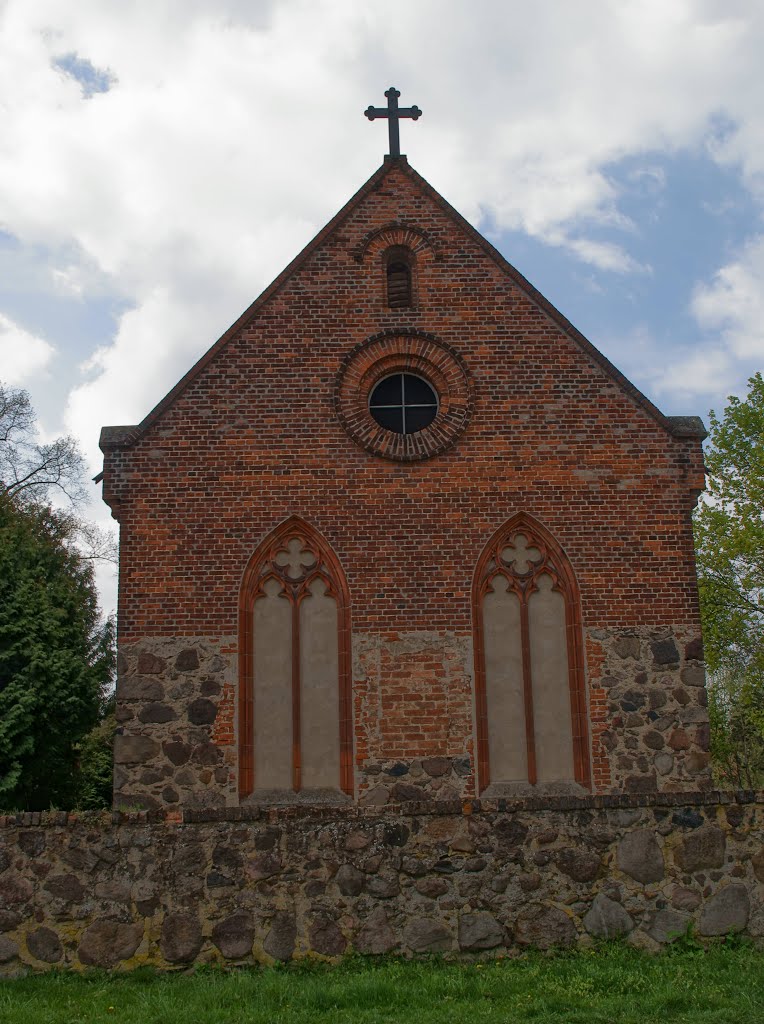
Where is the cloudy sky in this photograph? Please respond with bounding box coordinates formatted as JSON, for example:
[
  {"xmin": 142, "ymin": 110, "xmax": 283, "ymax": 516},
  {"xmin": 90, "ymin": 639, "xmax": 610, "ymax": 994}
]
[{"xmin": 1, "ymin": 0, "xmax": 763, "ymax": 614}]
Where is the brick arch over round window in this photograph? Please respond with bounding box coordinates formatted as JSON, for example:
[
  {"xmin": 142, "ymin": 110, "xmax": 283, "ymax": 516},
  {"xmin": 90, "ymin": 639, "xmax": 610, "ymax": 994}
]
[
  {"xmin": 472, "ymin": 513, "xmax": 590, "ymax": 793},
  {"xmin": 238, "ymin": 516, "xmax": 353, "ymax": 798}
]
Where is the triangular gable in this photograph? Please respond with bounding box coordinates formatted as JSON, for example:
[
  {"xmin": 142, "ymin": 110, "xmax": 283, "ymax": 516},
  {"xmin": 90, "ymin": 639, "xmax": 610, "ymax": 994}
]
[
  {"xmin": 100, "ymin": 157, "xmax": 704, "ymax": 454},
  {"xmin": 401, "ymin": 162, "xmax": 704, "ymax": 440}
]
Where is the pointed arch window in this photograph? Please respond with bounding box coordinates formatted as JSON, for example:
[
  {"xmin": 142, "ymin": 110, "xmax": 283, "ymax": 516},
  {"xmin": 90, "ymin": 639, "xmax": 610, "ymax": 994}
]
[
  {"xmin": 473, "ymin": 514, "xmax": 590, "ymax": 792},
  {"xmin": 238, "ymin": 518, "xmax": 352, "ymax": 798}
]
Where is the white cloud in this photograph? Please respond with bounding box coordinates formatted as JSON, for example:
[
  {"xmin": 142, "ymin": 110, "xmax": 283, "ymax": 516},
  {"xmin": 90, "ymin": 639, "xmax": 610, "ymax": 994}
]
[
  {"xmin": 600, "ymin": 234, "xmax": 764, "ymax": 408},
  {"xmin": 652, "ymin": 347, "xmax": 739, "ymax": 404},
  {"xmin": 626, "ymin": 165, "xmax": 667, "ymax": 195},
  {"xmin": 597, "ymin": 324, "xmax": 740, "ymax": 409},
  {"xmin": 1, "ymin": 0, "xmax": 764, "ymax": 616},
  {"xmin": 691, "ymin": 235, "xmax": 764, "ymax": 360},
  {"xmin": 638, "ymin": 233, "xmax": 764, "ymax": 408},
  {"xmin": 563, "ymin": 238, "xmax": 650, "ymax": 275},
  {"xmin": 0, "ymin": 313, "xmax": 56, "ymax": 385}
]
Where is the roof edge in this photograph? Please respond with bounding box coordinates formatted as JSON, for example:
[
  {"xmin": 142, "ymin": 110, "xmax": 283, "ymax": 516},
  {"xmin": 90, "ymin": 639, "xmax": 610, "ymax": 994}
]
[
  {"xmin": 100, "ymin": 425, "xmax": 142, "ymax": 452},
  {"xmin": 399, "ymin": 162, "xmax": 697, "ymax": 441},
  {"xmin": 666, "ymin": 415, "xmax": 707, "ymax": 440},
  {"xmin": 100, "ymin": 156, "xmax": 705, "ymax": 451},
  {"xmin": 102, "ymin": 158, "xmax": 406, "ymax": 447}
]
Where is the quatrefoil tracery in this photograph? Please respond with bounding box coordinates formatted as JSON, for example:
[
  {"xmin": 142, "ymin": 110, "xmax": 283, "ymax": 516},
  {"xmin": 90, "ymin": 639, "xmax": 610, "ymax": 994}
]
[
  {"xmin": 254, "ymin": 533, "xmax": 337, "ymax": 603},
  {"xmin": 484, "ymin": 531, "xmax": 563, "ymax": 600}
]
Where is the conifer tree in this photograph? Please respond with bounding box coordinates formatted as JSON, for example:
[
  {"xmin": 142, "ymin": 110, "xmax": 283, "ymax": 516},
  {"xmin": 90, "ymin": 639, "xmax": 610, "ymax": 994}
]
[
  {"xmin": 0, "ymin": 497, "xmax": 115, "ymax": 808},
  {"xmin": 0, "ymin": 381, "xmax": 115, "ymax": 809}
]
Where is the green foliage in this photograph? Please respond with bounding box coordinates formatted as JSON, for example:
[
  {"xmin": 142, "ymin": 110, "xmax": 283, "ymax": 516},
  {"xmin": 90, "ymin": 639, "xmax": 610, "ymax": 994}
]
[
  {"xmin": 2, "ymin": 947, "xmax": 764, "ymax": 1023},
  {"xmin": 665, "ymin": 921, "xmax": 704, "ymax": 955},
  {"xmin": 71, "ymin": 694, "xmax": 116, "ymax": 810},
  {"xmin": 0, "ymin": 495, "xmax": 115, "ymax": 810},
  {"xmin": 694, "ymin": 373, "xmax": 764, "ymax": 787},
  {"xmin": 707, "ymin": 663, "xmax": 764, "ymax": 789}
]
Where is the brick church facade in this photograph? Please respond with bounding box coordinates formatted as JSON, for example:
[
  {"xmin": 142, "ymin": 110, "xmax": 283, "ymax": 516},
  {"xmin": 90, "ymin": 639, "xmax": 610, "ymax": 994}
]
[{"xmin": 100, "ymin": 154, "xmax": 710, "ymax": 812}]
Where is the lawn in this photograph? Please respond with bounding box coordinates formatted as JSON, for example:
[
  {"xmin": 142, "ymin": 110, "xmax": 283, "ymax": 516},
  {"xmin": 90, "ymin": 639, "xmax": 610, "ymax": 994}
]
[{"xmin": 1, "ymin": 944, "xmax": 763, "ymax": 1024}]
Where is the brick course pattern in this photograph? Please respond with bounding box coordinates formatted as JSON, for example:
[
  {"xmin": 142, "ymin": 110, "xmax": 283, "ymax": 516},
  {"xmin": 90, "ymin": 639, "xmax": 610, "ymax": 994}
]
[
  {"xmin": 1, "ymin": 793, "xmax": 764, "ymax": 972},
  {"xmin": 101, "ymin": 157, "xmax": 708, "ymax": 808}
]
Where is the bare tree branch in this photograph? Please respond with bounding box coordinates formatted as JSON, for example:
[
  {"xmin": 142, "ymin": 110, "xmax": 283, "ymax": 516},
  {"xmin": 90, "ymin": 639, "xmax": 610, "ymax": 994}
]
[
  {"xmin": 0, "ymin": 381, "xmax": 118, "ymax": 567},
  {"xmin": 0, "ymin": 383, "xmax": 87, "ymax": 507}
]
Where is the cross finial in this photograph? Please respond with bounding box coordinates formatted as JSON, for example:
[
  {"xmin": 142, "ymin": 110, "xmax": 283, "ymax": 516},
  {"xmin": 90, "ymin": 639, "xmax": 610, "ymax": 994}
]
[{"xmin": 364, "ymin": 86, "xmax": 422, "ymax": 158}]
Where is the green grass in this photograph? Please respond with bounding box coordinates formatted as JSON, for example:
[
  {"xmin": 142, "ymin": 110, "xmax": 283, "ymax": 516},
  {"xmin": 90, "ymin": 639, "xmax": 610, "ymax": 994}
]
[{"xmin": 1, "ymin": 945, "xmax": 763, "ymax": 1023}]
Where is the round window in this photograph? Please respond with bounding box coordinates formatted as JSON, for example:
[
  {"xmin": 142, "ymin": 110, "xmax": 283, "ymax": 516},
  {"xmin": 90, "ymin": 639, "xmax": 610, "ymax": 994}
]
[
  {"xmin": 335, "ymin": 331, "xmax": 473, "ymax": 461},
  {"xmin": 368, "ymin": 373, "xmax": 438, "ymax": 434}
]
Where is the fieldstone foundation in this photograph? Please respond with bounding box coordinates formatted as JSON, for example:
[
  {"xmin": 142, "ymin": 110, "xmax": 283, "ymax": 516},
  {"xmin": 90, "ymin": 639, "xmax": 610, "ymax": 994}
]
[
  {"xmin": 114, "ymin": 637, "xmax": 238, "ymax": 811},
  {"xmin": 1, "ymin": 791, "xmax": 763, "ymax": 974},
  {"xmin": 115, "ymin": 626, "xmax": 709, "ymax": 811},
  {"xmin": 587, "ymin": 627, "xmax": 710, "ymax": 792}
]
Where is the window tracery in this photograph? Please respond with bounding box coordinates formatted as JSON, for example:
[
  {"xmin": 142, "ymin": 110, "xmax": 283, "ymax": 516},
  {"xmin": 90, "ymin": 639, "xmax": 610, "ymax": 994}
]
[
  {"xmin": 238, "ymin": 518, "xmax": 352, "ymax": 798},
  {"xmin": 473, "ymin": 514, "xmax": 590, "ymax": 792}
]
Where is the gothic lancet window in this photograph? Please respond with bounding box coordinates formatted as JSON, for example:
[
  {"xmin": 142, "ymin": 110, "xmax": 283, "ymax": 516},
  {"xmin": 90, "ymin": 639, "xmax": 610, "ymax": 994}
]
[
  {"xmin": 238, "ymin": 518, "xmax": 352, "ymax": 798},
  {"xmin": 473, "ymin": 514, "xmax": 590, "ymax": 792}
]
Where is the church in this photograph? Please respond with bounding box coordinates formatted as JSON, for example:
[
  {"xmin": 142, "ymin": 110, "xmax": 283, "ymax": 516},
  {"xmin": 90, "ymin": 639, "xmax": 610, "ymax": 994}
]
[{"xmin": 100, "ymin": 90, "xmax": 710, "ymax": 812}]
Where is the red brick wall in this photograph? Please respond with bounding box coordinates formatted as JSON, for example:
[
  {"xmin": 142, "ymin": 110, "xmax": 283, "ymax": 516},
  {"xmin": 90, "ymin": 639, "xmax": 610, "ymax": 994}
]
[{"xmin": 102, "ymin": 159, "xmax": 706, "ymax": 794}]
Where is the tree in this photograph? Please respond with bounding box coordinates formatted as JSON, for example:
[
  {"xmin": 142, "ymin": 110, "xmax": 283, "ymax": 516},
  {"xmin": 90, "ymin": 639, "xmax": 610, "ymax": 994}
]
[
  {"xmin": 0, "ymin": 381, "xmax": 116, "ymax": 809},
  {"xmin": 0, "ymin": 383, "xmax": 86, "ymax": 506},
  {"xmin": 0, "ymin": 382, "xmax": 116, "ymax": 565},
  {"xmin": 0, "ymin": 496, "xmax": 115, "ymax": 809},
  {"xmin": 706, "ymin": 662, "xmax": 764, "ymax": 789},
  {"xmin": 694, "ymin": 372, "xmax": 764, "ymax": 787},
  {"xmin": 72, "ymin": 692, "xmax": 116, "ymax": 810}
]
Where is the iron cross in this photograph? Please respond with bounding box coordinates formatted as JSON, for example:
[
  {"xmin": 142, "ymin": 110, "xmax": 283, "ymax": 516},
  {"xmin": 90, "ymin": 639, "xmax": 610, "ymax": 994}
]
[{"xmin": 364, "ymin": 87, "xmax": 422, "ymax": 158}]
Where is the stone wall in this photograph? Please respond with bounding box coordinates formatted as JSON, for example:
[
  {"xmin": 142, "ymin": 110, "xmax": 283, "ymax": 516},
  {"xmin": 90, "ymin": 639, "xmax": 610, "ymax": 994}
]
[
  {"xmin": 2, "ymin": 792, "xmax": 763, "ymax": 974},
  {"xmin": 114, "ymin": 637, "xmax": 238, "ymax": 811},
  {"xmin": 587, "ymin": 627, "xmax": 710, "ymax": 793}
]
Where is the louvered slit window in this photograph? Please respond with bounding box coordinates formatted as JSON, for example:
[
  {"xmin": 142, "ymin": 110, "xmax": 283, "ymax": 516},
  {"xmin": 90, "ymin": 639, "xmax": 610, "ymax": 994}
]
[
  {"xmin": 382, "ymin": 245, "xmax": 415, "ymax": 310},
  {"xmin": 386, "ymin": 259, "xmax": 412, "ymax": 308}
]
